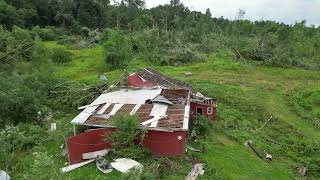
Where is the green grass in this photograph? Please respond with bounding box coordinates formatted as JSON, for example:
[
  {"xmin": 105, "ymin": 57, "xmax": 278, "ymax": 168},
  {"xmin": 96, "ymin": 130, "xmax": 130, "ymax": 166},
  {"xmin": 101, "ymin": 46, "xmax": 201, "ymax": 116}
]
[{"xmin": 11, "ymin": 42, "xmax": 320, "ymax": 179}]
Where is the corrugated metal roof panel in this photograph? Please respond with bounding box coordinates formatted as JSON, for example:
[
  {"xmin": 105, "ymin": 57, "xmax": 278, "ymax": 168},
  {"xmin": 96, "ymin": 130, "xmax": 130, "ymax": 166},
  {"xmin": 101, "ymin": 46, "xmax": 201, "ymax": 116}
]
[
  {"xmin": 71, "ymin": 88, "xmax": 190, "ymax": 131},
  {"xmin": 152, "ymin": 95, "xmax": 173, "ymax": 105}
]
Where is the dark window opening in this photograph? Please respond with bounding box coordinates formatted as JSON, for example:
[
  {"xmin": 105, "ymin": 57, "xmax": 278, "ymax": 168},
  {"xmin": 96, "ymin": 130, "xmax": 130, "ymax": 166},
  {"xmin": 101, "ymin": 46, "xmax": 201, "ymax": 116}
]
[{"xmin": 196, "ymin": 107, "xmax": 203, "ymax": 116}]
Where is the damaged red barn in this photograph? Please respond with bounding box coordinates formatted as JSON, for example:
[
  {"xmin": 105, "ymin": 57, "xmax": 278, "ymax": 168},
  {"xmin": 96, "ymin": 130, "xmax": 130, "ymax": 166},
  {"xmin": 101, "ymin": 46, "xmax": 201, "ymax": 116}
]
[
  {"xmin": 67, "ymin": 68, "xmax": 217, "ymax": 165},
  {"xmin": 128, "ymin": 68, "xmax": 217, "ymax": 120}
]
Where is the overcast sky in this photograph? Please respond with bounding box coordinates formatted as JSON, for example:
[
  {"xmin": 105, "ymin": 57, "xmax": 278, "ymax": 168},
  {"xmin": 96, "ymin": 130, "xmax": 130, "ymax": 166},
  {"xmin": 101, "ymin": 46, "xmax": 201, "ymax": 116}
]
[{"xmin": 145, "ymin": 0, "xmax": 320, "ymax": 26}]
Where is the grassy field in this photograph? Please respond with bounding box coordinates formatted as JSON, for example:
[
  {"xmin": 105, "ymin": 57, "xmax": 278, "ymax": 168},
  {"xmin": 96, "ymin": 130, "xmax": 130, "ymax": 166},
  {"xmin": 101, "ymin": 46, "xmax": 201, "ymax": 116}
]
[{"xmin": 11, "ymin": 42, "xmax": 320, "ymax": 179}]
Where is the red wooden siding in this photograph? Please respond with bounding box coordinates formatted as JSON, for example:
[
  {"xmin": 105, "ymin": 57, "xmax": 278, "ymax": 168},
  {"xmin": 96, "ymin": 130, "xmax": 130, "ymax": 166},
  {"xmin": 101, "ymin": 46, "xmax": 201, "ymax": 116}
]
[
  {"xmin": 66, "ymin": 128, "xmax": 115, "ymax": 164},
  {"xmin": 143, "ymin": 130, "xmax": 187, "ymax": 156},
  {"xmin": 190, "ymin": 102, "xmax": 217, "ymax": 121},
  {"xmin": 66, "ymin": 128, "xmax": 187, "ymax": 164}
]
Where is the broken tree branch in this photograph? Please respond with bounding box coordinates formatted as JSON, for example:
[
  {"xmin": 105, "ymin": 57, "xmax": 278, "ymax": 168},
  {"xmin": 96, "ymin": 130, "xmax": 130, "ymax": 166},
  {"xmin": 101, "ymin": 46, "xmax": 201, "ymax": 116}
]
[{"xmin": 255, "ymin": 115, "xmax": 273, "ymax": 132}]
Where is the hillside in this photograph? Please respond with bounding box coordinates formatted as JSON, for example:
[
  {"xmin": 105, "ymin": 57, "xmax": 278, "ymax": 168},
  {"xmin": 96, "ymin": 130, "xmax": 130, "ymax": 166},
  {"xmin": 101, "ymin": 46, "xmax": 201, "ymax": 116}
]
[
  {"xmin": 6, "ymin": 42, "xmax": 319, "ymax": 179},
  {"xmin": 1, "ymin": 0, "xmax": 320, "ymax": 179}
]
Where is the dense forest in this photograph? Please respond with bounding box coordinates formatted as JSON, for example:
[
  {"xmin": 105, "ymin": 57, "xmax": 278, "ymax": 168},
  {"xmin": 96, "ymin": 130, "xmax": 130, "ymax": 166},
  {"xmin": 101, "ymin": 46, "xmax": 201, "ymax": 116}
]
[{"xmin": 1, "ymin": 0, "xmax": 320, "ymax": 179}]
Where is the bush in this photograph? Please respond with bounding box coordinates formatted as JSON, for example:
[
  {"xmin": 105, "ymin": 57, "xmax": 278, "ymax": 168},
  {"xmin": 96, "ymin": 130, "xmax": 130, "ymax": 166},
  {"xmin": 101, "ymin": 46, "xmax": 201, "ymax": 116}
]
[
  {"xmin": 0, "ymin": 71, "xmax": 56, "ymax": 126},
  {"xmin": 23, "ymin": 151, "xmax": 61, "ymax": 180},
  {"xmin": 189, "ymin": 116, "xmax": 214, "ymax": 140},
  {"xmin": 32, "ymin": 26, "xmax": 56, "ymax": 41},
  {"xmin": 106, "ymin": 114, "xmax": 149, "ymax": 159},
  {"xmin": 57, "ymin": 35, "xmax": 80, "ymax": 46},
  {"xmin": 0, "ymin": 124, "xmax": 48, "ymax": 170},
  {"xmin": 289, "ymin": 89, "xmax": 320, "ymax": 127},
  {"xmin": 57, "ymin": 34, "xmax": 98, "ymax": 49},
  {"xmin": 51, "ymin": 48, "xmax": 73, "ymax": 63},
  {"xmin": 108, "ymin": 114, "xmax": 145, "ymax": 147},
  {"xmin": 165, "ymin": 47, "xmax": 207, "ymax": 66}
]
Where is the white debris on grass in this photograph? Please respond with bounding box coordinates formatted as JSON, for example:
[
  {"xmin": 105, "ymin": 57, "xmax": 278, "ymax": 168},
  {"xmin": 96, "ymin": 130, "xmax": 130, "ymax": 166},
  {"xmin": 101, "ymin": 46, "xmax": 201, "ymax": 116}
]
[
  {"xmin": 110, "ymin": 158, "xmax": 143, "ymax": 173},
  {"xmin": 0, "ymin": 170, "xmax": 10, "ymax": 180},
  {"xmin": 82, "ymin": 149, "xmax": 111, "ymax": 160},
  {"xmin": 60, "ymin": 159, "xmax": 95, "ymax": 173}
]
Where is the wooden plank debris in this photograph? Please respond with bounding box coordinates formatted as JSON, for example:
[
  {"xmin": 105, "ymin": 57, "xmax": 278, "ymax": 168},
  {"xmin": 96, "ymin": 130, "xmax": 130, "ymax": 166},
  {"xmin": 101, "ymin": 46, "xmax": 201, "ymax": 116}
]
[
  {"xmin": 186, "ymin": 145, "xmax": 201, "ymax": 152},
  {"xmin": 244, "ymin": 140, "xmax": 264, "ymax": 159},
  {"xmin": 60, "ymin": 159, "xmax": 95, "ymax": 173},
  {"xmin": 185, "ymin": 163, "xmax": 204, "ymax": 180},
  {"xmin": 82, "ymin": 149, "xmax": 111, "ymax": 160}
]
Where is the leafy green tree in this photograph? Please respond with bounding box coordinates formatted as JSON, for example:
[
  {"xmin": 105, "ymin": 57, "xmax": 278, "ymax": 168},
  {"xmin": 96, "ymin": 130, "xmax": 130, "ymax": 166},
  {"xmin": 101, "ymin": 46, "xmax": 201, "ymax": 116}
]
[{"xmin": 103, "ymin": 30, "xmax": 132, "ymax": 69}]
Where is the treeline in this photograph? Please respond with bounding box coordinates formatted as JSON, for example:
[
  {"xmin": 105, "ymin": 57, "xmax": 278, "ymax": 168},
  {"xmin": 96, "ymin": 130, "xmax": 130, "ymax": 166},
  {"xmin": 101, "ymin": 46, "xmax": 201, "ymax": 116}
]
[
  {"xmin": 1, "ymin": 0, "xmax": 320, "ymax": 69},
  {"xmin": 1, "ymin": 0, "xmax": 320, "ymax": 126}
]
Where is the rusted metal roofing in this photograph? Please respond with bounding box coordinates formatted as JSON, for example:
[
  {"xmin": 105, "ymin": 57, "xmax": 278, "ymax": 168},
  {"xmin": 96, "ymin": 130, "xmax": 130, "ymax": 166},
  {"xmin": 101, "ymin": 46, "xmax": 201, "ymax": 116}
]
[
  {"xmin": 71, "ymin": 87, "xmax": 191, "ymax": 131},
  {"xmin": 134, "ymin": 68, "xmax": 192, "ymax": 90}
]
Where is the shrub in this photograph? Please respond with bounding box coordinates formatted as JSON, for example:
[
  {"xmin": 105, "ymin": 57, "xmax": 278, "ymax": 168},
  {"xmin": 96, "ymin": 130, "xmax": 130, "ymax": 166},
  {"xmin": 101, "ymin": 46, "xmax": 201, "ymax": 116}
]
[
  {"xmin": 106, "ymin": 114, "xmax": 149, "ymax": 159},
  {"xmin": 0, "ymin": 124, "xmax": 48, "ymax": 170},
  {"xmin": 23, "ymin": 151, "xmax": 60, "ymax": 180},
  {"xmin": 189, "ymin": 116, "xmax": 214, "ymax": 140},
  {"xmin": 57, "ymin": 35, "xmax": 80, "ymax": 46},
  {"xmin": 108, "ymin": 114, "xmax": 145, "ymax": 147},
  {"xmin": 51, "ymin": 48, "xmax": 73, "ymax": 63},
  {"xmin": 32, "ymin": 26, "xmax": 56, "ymax": 41}
]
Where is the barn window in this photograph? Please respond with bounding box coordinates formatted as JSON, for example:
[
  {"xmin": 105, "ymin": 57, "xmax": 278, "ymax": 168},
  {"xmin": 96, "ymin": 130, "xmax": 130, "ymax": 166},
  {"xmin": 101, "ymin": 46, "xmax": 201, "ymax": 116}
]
[{"xmin": 207, "ymin": 107, "xmax": 213, "ymax": 114}]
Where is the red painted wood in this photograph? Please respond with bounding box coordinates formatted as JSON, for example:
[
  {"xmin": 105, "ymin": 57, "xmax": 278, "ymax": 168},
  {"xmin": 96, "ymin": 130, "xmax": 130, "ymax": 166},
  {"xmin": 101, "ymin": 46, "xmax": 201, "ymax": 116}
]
[
  {"xmin": 143, "ymin": 130, "xmax": 187, "ymax": 156},
  {"xmin": 128, "ymin": 74, "xmax": 154, "ymax": 88},
  {"xmin": 190, "ymin": 102, "xmax": 217, "ymax": 121},
  {"xmin": 66, "ymin": 128, "xmax": 187, "ymax": 164},
  {"xmin": 66, "ymin": 128, "xmax": 115, "ymax": 164}
]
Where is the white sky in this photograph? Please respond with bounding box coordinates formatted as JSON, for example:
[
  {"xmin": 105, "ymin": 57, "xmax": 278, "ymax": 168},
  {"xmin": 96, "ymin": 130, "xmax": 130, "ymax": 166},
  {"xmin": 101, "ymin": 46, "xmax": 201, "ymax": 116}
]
[{"xmin": 145, "ymin": 0, "xmax": 320, "ymax": 26}]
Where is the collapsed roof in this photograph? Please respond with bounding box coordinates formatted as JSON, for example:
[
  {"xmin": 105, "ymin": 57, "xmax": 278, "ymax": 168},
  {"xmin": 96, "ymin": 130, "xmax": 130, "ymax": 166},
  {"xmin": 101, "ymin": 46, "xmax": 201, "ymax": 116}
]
[
  {"xmin": 129, "ymin": 68, "xmax": 192, "ymax": 90},
  {"xmin": 71, "ymin": 87, "xmax": 191, "ymax": 131}
]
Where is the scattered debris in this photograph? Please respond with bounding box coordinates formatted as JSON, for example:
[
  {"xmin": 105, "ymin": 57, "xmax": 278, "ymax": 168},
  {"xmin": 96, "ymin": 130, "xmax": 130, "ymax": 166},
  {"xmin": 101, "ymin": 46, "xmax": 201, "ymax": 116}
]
[
  {"xmin": 297, "ymin": 166, "xmax": 308, "ymax": 176},
  {"xmin": 265, "ymin": 138, "xmax": 283, "ymax": 146},
  {"xmin": 66, "ymin": 68, "xmax": 218, "ymax": 165},
  {"xmin": 0, "ymin": 170, "xmax": 10, "ymax": 180},
  {"xmin": 82, "ymin": 149, "xmax": 111, "ymax": 160},
  {"xmin": 256, "ymin": 115, "xmax": 273, "ymax": 132},
  {"xmin": 99, "ymin": 74, "xmax": 107, "ymax": 81},
  {"xmin": 184, "ymin": 72, "xmax": 193, "ymax": 77},
  {"xmin": 186, "ymin": 145, "xmax": 201, "ymax": 152},
  {"xmin": 185, "ymin": 163, "xmax": 204, "ymax": 180},
  {"xmin": 265, "ymin": 152, "xmax": 273, "ymax": 161},
  {"xmin": 50, "ymin": 123, "xmax": 57, "ymax": 131},
  {"xmin": 45, "ymin": 111, "xmax": 53, "ymax": 121},
  {"xmin": 244, "ymin": 140, "xmax": 263, "ymax": 159},
  {"xmin": 60, "ymin": 159, "xmax": 95, "ymax": 173},
  {"xmin": 60, "ymin": 144, "xmax": 67, "ymax": 156},
  {"xmin": 152, "ymin": 95, "xmax": 173, "ymax": 105},
  {"xmin": 96, "ymin": 156, "xmax": 113, "ymax": 174},
  {"xmin": 110, "ymin": 158, "xmax": 143, "ymax": 173}
]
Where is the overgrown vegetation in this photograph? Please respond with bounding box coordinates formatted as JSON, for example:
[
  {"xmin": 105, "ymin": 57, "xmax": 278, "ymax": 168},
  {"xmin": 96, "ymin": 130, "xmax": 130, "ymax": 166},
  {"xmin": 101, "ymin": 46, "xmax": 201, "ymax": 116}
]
[
  {"xmin": 51, "ymin": 48, "xmax": 73, "ymax": 63},
  {"xmin": 189, "ymin": 116, "xmax": 214, "ymax": 140},
  {"xmin": 106, "ymin": 114, "xmax": 149, "ymax": 160}
]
